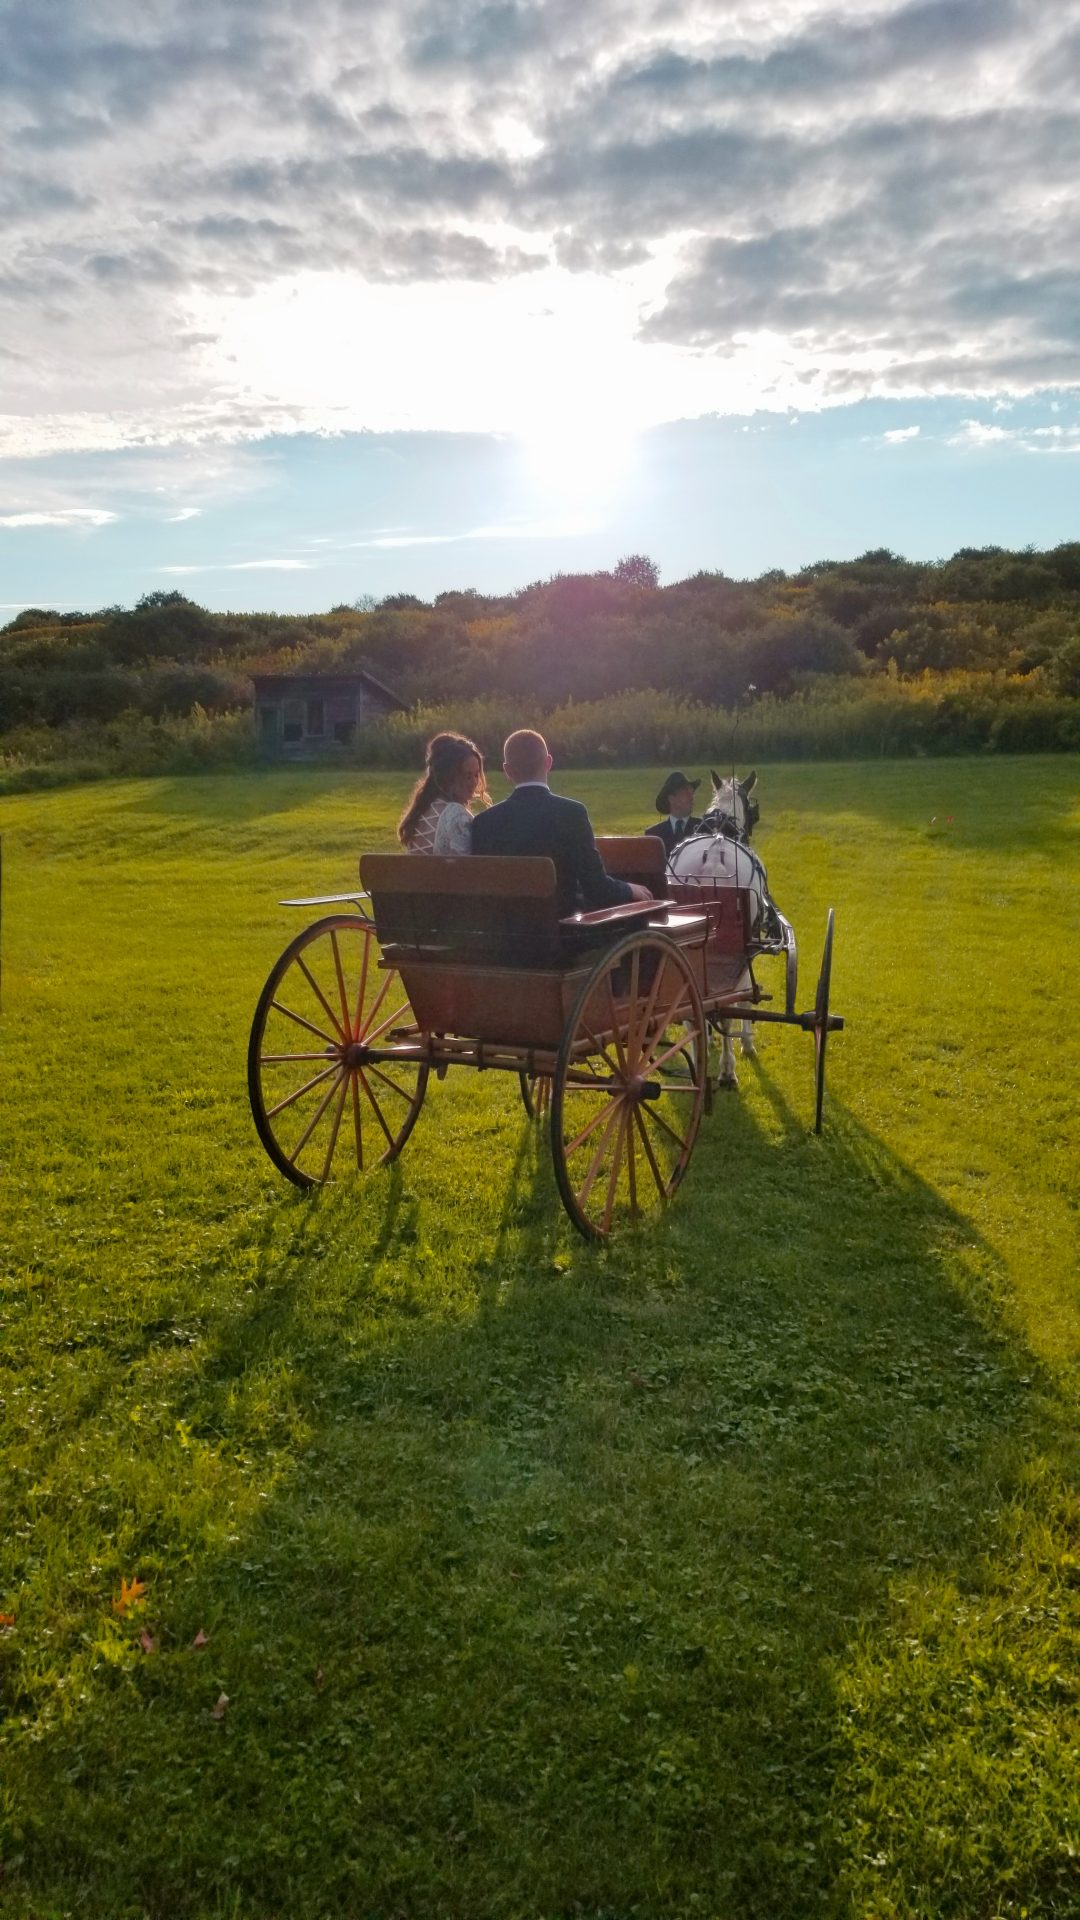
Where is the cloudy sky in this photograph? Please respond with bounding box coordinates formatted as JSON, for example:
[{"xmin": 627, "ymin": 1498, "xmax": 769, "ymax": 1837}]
[{"xmin": 2, "ymin": 0, "xmax": 1078, "ymax": 611}]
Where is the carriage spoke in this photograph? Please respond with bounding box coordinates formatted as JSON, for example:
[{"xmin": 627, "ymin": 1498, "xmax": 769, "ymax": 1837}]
[
  {"xmin": 627, "ymin": 948, "xmax": 668, "ymax": 1066},
  {"xmin": 658, "ymin": 971, "xmax": 695, "ymax": 1032},
  {"xmin": 634, "ymin": 1105, "xmax": 669, "ymax": 1200},
  {"xmin": 352, "ymin": 928, "xmax": 371, "ymax": 1039},
  {"xmin": 576, "ymin": 1099, "xmax": 625, "ymax": 1213},
  {"xmin": 582, "ymin": 1026, "xmax": 624, "ymax": 1082},
  {"xmin": 260, "ymin": 1050, "xmax": 339, "ymax": 1064},
  {"xmin": 520, "ymin": 1070, "xmax": 555, "ymax": 1120},
  {"xmin": 363, "ymin": 1001, "xmax": 413, "ymax": 1045},
  {"xmin": 564, "ymin": 1093, "xmax": 622, "ymax": 1158},
  {"xmin": 604, "ymin": 979, "xmax": 630, "ymax": 1076},
  {"xmin": 356, "ymin": 968, "xmax": 396, "ymax": 1040},
  {"xmin": 296, "ymin": 954, "xmax": 347, "ymax": 1042},
  {"xmin": 288, "ymin": 1068, "xmax": 347, "ymax": 1166},
  {"xmin": 319, "ymin": 1074, "xmax": 350, "ymax": 1183},
  {"xmin": 265, "ymin": 1059, "xmax": 341, "ymax": 1119},
  {"xmin": 626, "ymin": 1106, "xmax": 638, "ymax": 1217},
  {"xmin": 640, "ymin": 1101, "xmax": 689, "ymax": 1155},
  {"xmin": 624, "ymin": 947, "xmax": 641, "ymax": 1062},
  {"xmin": 348, "ymin": 1068, "xmax": 364, "ymax": 1169},
  {"xmin": 330, "ymin": 929, "xmax": 352, "ymax": 1037},
  {"xmin": 270, "ymin": 999, "xmax": 340, "ymax": 1047},
  {"xmin": 648, "ymin": 1033, "xmax": 700, "ymax": 1075},
  {"xmin": 357, "ymin": 1069, "xmax": 396, "ymax": 1150},
  {"xmin": 643, "ymin": 977, "xmax": 695, "ymax": 1059},
  {"xmin": 365, "ymin": 1063, "xmax": 416, "ymax": 1104},
  {"xmin": 600, "ymin": 1106, "xmax": 629, "ymax": 1235}
]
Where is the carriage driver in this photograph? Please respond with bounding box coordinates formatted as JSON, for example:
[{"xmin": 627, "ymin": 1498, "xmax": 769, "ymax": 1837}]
[{"xmin": 644, "ymin": 772, "xmax": 703, "ymax": 855}]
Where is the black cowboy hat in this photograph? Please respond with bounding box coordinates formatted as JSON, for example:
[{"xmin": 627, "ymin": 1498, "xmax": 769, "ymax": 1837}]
[{"xmin": 655, "ymin": 770, "xmax": 701, "ymax": 813}]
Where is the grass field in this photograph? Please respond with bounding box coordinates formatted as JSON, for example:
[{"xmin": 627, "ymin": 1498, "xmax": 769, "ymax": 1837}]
[{"xmin": 1, "ymin": 758, "xmax": 1079, "ymax": 1920}]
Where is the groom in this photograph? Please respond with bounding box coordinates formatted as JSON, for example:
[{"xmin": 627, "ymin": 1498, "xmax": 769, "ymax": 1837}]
[{"xmin": 471, "ymin": 729, "xmax": 652, "ymax": 918}]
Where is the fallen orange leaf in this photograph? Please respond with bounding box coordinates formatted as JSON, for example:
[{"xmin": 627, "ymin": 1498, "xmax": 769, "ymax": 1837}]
[
  {"xmin": 112, "ymin": 1577, "xmax": 147, "ymax": 1617},
  {"xmin": 0, "ymin": 1613, "xmax": 14, "ymax": 1629}
]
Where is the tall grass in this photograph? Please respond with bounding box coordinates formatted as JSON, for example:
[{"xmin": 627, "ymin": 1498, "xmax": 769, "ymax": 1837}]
[
  {"xmin": 357, "ymin": 674, "xmax": 1080, "ymax": 768},
  {"xmin": 0, "ymin": 705, "xmax": 259, "ymax": 793},
  {"xmin": 2, "ymin": 673, "xmax": 1078, "ymax": 792}
]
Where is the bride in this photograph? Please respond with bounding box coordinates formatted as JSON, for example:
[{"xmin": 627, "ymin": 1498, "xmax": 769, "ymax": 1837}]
[{"xmin": 397, "ymin": 731, "xmax": 489, "ymax": 855}]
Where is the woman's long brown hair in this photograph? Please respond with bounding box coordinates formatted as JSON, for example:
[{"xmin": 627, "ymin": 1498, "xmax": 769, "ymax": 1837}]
[{"xmin": 397, "ymin": 731, "xmax": 489, "ymax": 846}]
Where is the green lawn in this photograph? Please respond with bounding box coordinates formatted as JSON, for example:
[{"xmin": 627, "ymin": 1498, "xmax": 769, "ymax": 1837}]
[{"xmin": 1, "ymin": 759, "xmax": 1079, "ymax": 1920}]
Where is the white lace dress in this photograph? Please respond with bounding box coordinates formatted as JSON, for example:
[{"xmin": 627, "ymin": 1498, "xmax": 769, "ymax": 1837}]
[{"xmin": 407, "ymin": 797, "xmax": 473, "ymax": 855}]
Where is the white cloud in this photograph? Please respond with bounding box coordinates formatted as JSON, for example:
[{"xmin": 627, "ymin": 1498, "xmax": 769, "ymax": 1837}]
[
  {"xmin": 0, "ymin": 506, "xmax": 117, "ymax": 527},
  {"xmin": 165, "ymin": 506, "xmax": 202, "ymax": 521},
  {"xmin": 1026, "ymin": 424, "xmax": 1080, "ymax": 452},
  {"xmin": 349, "ymin": 514, "xmax": 591, "ymax": 547},
  {"xmin": 1, "ymin": 0, "xmax": 1079, "ymax": 456},
  {"xmin": 160, "ymin": 557, "xmax": 313, "ymax": 572},
  {"xmin": 881, "ymin": 425, "xmax": 920, "ymax": 444},
  {"xmin": 948, "ymin": 416, "xmax": 1080, "ymax": 453},
  {"xmin": 949, "ymin": 419, "xmax": 1014, "ymax": 446}
]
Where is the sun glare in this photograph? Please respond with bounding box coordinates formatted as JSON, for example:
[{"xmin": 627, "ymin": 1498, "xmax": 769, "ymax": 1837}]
[
  {"xmin": 517, "ymin": 402, "xmax": 640, "ymax": 505},
  {"xmin": 193, "ymin": 268, "xmax": 674, "ymax": 438},
  {"xmin": 188, "ymin": 261, "xmax": 830, "ymax": 482}
]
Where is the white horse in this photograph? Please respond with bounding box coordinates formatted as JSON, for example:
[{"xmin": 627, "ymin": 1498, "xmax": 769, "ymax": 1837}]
[{"xmin": 667, "ymin": 769, "xmax": 777, "ymax": 1087}]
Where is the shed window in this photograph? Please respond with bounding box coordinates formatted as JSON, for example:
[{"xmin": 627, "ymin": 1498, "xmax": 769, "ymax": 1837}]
[
  {"xmin": 258, "ymin": 706, "xmax": 279, "ymax": 741},
  {"xmin": 282, "ymin": 698, "xmax": 303, "ymax": 743}
]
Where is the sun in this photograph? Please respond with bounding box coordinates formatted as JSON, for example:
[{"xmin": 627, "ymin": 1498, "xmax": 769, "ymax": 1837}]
[{"xmin": 517, "ymin": 393, "xmax": 641, "ymax": 504}]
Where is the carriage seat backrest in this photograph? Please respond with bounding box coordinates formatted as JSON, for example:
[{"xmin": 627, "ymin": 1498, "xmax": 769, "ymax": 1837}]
[
  {"xmin": 594, "ymin": 835, "xmax": 668, "ymax": 895},
  {"xmin": 360, "ymin": 855, "xmax": 562, "ymax": 967}
]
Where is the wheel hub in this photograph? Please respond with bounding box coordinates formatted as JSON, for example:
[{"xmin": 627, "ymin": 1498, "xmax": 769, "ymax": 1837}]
[{"xmin": 627, "ymin": 1075, "xmax": 662, "ymax": 1102}]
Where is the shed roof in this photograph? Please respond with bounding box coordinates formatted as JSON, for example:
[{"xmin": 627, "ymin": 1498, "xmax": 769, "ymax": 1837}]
[{"xmin": 252, "ymin": 668, "xmax": 408, "ymax": 711}]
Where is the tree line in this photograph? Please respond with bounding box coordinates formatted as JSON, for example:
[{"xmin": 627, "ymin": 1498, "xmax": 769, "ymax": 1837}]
[{"xmin": 2, "ymin": 544, "xmax": 1080, "ymax": 742}]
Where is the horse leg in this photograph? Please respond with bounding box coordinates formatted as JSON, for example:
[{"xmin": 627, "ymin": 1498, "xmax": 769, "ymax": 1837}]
[
  {"xmin": 714, "ymin": 1017, "xmax": 739, "ymax": 1089},
  {"xmin": 740, "ymin": 1017, "xmax": 757, "ymax": 1058}
]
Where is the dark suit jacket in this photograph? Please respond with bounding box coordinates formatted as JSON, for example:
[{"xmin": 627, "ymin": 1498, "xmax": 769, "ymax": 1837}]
[
  {"xmin": 644, "ymin": 815, "xmax": 702, "ymax": 856},
  {"xmin": 471, "ymin": 784, "xmax": 634, "ymax": 918}
]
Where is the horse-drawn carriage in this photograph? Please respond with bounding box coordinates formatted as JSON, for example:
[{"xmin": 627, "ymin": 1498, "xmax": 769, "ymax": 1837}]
[{"xmin": 248, "ymin": 778, "xmax": 843, "ymax": 1241}]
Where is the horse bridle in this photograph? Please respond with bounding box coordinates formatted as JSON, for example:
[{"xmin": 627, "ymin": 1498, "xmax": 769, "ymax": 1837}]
[{"xmin": 698, "ymin": 799, "xmax": 757, "ymax": 844}]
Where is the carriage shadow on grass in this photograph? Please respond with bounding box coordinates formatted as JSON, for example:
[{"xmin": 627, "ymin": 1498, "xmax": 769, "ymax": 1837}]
[{"xmin": 7, "ymin": 1077, "xmax": 1070, "ymax": 1920}]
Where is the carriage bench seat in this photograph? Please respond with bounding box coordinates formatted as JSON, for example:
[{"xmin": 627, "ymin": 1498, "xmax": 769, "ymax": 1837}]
[
  {"xmin": 359, "ymin": 854, "xmax": 708, "ymax": 1051},
  {"xmin": 594, "ymin": 834, "xmax": 668, "ymax": 895}
]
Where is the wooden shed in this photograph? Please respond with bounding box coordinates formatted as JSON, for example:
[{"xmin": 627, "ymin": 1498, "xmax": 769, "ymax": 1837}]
[{"xmin": 253, "ymin": 670, "xmax": 408, "ymax": 758}]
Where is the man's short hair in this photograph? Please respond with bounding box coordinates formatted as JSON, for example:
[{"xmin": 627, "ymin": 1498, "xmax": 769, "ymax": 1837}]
[{"xmin": 504, "ymin": 729, "xmax": 549, "ymax": 782}]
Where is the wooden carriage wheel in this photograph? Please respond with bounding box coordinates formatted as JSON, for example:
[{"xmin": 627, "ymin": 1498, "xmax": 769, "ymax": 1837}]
[
  {"xmin": 518, "ymin": 1071, "xmax": 552, "ymax": 1119},
  {"xmin": 248, "ymin": 915, "xmax": 428, "ymax": 1189},
  {"xmin": 813, "ymin": 908, "xmax": 835, "ymax": 1135},
  {"xmin": 551, "ymin": 930, "xmax": 708, "ymax": 1241}
]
